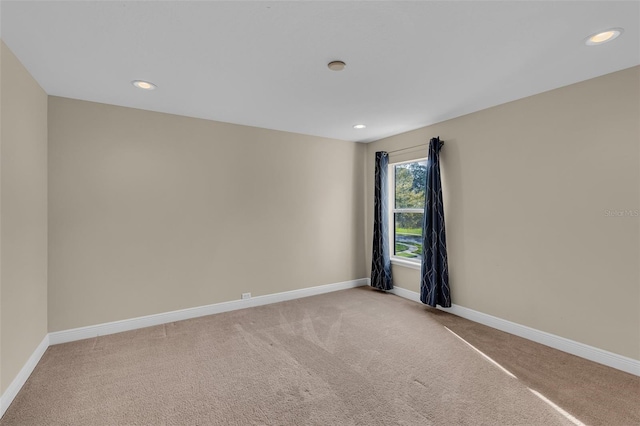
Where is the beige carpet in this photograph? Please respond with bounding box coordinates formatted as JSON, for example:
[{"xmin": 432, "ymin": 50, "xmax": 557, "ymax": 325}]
[{"xmin": 2, "ymin": 287, "xmax": 638, "ymax": 425}]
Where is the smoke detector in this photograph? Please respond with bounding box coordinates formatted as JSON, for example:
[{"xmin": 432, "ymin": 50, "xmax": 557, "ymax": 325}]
[{"xmin": 327, "ymin": 61, "xmax": 346, "ymax": 71}]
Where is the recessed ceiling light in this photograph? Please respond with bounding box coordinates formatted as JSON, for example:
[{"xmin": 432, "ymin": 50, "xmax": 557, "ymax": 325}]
[
  {"xmin": 585, "ymin": 28, "xmax": 623, "ymax": 46},
  {"xmin": 353, "ymin": 124, "xmax": 366, "ymax": 129},
  {"xmin": 132, "ymin": 80, "xmax": 157, "ymax": 90},
  {"xmin": 328, "ymin": 61, "xmax": 346, "ymax": 71}
]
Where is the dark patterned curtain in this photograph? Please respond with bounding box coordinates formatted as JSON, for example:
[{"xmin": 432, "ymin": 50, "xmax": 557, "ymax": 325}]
[
  {"xmin": 371, "ymin": 151, "xmax": 393, "ymax": 291},
  {"xmin": 420, "ymin": 137, "xmax": 450, "ymax": 307}
]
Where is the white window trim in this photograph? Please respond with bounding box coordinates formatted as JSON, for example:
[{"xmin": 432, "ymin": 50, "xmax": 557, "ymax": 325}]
[
  {"xmin": 391, "ymin": 257, "xmax": 422, "ymax": 270},
  {"xmin": 388, "ymin": 157, "xmax": 427, "ymax": 268}
]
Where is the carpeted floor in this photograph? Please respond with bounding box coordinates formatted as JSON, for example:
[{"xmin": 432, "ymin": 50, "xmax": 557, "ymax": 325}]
[{"xmin": 2, "ymin": 287, "xmax": 638, "ymax": 425}]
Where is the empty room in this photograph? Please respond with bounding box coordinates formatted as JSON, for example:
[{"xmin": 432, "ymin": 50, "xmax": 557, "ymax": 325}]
[{"xmin": 0, "ymin": 1, "xmax": 638, "ymax": 425}]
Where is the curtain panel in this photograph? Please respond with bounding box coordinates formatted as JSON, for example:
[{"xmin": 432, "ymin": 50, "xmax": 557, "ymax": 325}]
[
  {"xmin": 420, "ymin": 137, "xmax": 451, "ymax": 307},
  {"xmin": 371, "ymin": 151, "xmax": 393, "ymax": 291}
]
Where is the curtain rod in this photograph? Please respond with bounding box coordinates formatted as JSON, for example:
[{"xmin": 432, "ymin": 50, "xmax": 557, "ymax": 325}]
[{"xmin": 386, "ymin": 143, "xmax": 428, "ymax": 155}]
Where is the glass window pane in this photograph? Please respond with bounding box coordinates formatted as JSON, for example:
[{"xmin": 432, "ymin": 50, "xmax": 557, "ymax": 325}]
[
  {"xmin": 394, "ymin": 161, "xmax": 427, "ymax": 209},
  {"xmin": 394, "ymin": 212, "xmax": 423, "ymax": 259}
]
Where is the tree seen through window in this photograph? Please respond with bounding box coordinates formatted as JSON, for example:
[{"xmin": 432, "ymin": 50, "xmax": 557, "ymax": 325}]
[{"xmin": 393, "ymin": 160, "xmax": 427, "ymax": 260}]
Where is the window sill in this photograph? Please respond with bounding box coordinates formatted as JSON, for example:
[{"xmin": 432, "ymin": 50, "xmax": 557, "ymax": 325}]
[{"xmin": 391, "ymin": 257, "xmax": 421, "ymax": 270}]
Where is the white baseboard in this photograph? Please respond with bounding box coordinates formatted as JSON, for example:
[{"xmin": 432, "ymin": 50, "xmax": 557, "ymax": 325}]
[
  {"xmin": 49, "ymin": 278, "xmax": 369, "ymax": 345},
  {"xmin": 1, "ymin": 334, "xmax": 49, "ymax": 418},
  {"xmin": 388, "ymin": 286, "xmax": 421, "ymax": 303},
  {"xmin": 389, "ymin": 286, "xmax": 640, "ymax": 377},
  {"xmin": 2, "ymin": 278, "xmax": 368, "ymax": 418},
  {"xmin": 4, "ymin": 278, "xmax": 635, "ymax": 421}
]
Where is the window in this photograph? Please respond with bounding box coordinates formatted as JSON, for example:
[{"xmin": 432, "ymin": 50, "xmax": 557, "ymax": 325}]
[{"xmin": 389, "ymin": 159, "xmax": 427, "ymax": 262}]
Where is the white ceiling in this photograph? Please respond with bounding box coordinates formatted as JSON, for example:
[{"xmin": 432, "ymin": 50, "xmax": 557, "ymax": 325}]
[{"xmin": 1, "ymin": 1, "xmax": 638, "ymax": 143}]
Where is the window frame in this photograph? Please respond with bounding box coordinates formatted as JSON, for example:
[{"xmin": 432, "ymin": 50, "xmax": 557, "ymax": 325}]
[{"xmin": 388, "ymin": 157, "xmax": 427, "ymax": 269}]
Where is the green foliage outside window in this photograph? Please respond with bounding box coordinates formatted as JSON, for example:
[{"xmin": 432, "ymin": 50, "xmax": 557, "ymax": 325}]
[
  {"xmin": 394, "ymin": 162, "xmax": 426, "ymax": 230},
  {"xmin": 393, "ymin": 160, "xmax": 426, "ymax": 260}
]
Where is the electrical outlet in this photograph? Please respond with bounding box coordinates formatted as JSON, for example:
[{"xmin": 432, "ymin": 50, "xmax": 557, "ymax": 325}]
[{"xmin": 241, "ymin": 293, "xmax": 251, "ymax": 300}]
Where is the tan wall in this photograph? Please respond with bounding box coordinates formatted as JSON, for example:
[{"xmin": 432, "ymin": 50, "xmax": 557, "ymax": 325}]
[
  {"xmin": 0, "ymin": 41, "xmax": 48, "ymax": 394},
  {"xmin": 365, "ymin": 66, "xmax": 640, "ymax": 360},
  {"xmin": 48, "ymin": 97, "xmax": 365, "ymax": 332}
]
